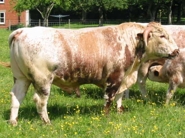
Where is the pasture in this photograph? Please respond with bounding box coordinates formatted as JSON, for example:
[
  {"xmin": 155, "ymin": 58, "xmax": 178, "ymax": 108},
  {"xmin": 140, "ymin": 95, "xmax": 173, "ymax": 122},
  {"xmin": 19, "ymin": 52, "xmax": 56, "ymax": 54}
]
[{"xmin": 0, "ymin": 28, "xmax": 185, "ymax": 138}]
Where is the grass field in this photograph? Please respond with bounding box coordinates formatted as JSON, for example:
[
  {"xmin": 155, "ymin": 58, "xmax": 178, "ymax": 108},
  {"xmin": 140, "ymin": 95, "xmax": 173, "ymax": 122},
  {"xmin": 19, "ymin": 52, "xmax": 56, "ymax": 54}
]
[{"xmin": 0, "ymin": 27, "xmax": 185, "ymax": 138}]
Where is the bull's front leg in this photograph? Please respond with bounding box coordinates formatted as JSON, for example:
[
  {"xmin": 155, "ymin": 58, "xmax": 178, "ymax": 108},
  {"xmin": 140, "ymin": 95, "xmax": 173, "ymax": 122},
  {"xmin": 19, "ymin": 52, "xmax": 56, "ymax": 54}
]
[
  {"xmin": 103, "ymin": 84, "xmax": 119, "ymax": 114},
  {"xmin": 115, "ymin": 92, "xmax": 124, "ymax": 112},
  {"xmin": 137, "ymin": 76, "xmax": 148, "ymax": 100},
  {"xmin": 165, "ymin": 81, "xmax": 178, "ymax": 105},
  {"xmin": 137, "ymin": 63, "xmax": 150, "ymax": 100},
  {"xmin": 104, "ymin": 80, "xmax": 126, "ymax": 114}
]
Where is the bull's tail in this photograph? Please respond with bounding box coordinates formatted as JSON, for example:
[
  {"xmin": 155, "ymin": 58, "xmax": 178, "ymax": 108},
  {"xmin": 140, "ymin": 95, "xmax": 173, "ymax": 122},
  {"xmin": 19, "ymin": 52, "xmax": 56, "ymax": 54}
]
[
  {"xmin": 8, "ymin": 29, "xmax": 23, "ymax": 48},
  {"xmin": 0, "ymin": 61, "xmax": 11, "ymax": 68}
]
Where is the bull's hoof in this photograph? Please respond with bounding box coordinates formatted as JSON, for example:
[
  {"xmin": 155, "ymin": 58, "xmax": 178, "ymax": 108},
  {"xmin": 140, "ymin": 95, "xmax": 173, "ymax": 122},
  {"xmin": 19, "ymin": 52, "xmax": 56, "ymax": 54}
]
[
  {"xmin": 117, "ymin": 106, "xmax": 124, "ymax": 113},
  {"xmin": 8, "ymin": 119, "xmax": 18, "ymax": 126},
  {"xmin": 40, "ymin": 115, "xmax": 51, "ymax": 125},
  {"xmin": 75, "ymin": 95, "xmax": 81, "ymax": 98},
  {"xmin": 104, "ymin": 106, "xmax": 110, "ymax": 115}
]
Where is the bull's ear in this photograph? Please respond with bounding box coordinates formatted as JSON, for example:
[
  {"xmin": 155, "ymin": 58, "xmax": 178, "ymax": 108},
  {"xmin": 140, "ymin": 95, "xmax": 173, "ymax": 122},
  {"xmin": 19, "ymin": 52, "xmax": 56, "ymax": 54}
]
[
  {"xmin": 135, "ymin": 33, "xmax": 145, "ymax": 59},
  {"xmin": 137, "ymin": 33, "xmax": 143, "ymax": 40}
]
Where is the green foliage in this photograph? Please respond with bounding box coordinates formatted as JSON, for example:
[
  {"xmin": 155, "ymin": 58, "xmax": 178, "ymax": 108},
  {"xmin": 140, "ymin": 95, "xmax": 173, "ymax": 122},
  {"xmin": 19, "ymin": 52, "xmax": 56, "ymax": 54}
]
[{"xmin": 93, "ymin": 0, "xmax": 128, "ymax": 10}]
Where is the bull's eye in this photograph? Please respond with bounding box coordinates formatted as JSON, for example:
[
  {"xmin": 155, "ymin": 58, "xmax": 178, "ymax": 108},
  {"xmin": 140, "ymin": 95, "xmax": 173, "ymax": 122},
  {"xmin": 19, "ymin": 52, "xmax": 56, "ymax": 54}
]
[{"xmin": 160, "ymin": 35, "xmax": 165, "ymax": 38}]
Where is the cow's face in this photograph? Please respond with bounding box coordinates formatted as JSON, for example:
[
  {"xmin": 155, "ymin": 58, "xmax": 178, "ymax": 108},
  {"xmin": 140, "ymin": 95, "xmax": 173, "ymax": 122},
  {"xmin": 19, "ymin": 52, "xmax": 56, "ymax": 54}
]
[
  {"xmin": 148, "ymin": 65, "xmax": 169, "ymax": 82},
  {"xmin": 142, "ymin": 23, "xmax": 179, "ymax": 60}
]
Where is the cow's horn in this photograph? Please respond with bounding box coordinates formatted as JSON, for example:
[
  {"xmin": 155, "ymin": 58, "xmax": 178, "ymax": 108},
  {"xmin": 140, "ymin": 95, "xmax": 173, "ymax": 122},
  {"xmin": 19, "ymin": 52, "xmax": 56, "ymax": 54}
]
[{"xmin": 143, "ymin": 26, "xmax": 153, "ymax": 46}]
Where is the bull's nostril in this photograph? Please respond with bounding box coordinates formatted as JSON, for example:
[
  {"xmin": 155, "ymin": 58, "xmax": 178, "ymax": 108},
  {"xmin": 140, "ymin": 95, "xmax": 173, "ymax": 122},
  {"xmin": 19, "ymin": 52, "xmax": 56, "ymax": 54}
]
[{"xmin": 171, "ymin": 49, "xmax": 179, "ymax": 57}]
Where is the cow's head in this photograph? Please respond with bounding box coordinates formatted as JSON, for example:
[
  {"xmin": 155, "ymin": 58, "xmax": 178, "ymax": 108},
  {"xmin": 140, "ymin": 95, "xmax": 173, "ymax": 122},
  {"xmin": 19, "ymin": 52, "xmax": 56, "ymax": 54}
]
[
  {"xmin": 148, "ymin": 65, "xmax": 169, "ymax": 82},
  {"xmin": 137, "ymin": 22, "xmax": 179, "ymax": 61}
]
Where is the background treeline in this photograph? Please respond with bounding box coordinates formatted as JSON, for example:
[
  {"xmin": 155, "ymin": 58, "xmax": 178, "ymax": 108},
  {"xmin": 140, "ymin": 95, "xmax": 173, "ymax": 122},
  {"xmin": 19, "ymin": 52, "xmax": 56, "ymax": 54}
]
[{"xmin": 12, "ymin": 0, "xmax": 185, "ymax": 26}]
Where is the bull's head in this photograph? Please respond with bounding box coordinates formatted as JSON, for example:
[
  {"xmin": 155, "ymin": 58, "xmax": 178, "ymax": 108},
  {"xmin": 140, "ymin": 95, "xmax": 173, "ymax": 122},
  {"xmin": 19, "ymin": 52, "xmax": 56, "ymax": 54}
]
[{"xmin": 137, "ymin": 22, "xmax": 179, "ymax": 62}]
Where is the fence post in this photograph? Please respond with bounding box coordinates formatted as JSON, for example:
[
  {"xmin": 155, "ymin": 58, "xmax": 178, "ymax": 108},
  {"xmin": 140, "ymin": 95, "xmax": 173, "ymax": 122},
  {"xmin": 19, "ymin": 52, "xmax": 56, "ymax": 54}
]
[
  {"xmin": 68, "ymin": 19, "xmax": 70, "ymax": 29},
  {"xmin": 39, "ymin": 19, "xmax": 41, "ymax": 26}
]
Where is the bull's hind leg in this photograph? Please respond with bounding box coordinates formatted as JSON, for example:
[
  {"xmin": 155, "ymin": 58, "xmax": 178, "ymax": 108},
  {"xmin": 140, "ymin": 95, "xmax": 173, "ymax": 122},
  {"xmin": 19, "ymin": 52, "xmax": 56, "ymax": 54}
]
[
  {"xmin": 9, "ymin": 78, "xmax": 31, "ymax": 126},
  {"xmin": 33, "ymin": 92, "xmax": 50, "ymax": 124},
  {"xmin": 33, "ymin": 78, "xmax": 53, "ymax": 124}
]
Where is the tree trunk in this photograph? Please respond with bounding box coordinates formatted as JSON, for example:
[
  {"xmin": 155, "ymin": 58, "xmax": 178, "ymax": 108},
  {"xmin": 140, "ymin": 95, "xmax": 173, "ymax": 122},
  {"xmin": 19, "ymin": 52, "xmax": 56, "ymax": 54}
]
[
  {"xmin": 168, "ymin": 0, "xmax": 173, "ymax": 24},
  {"xmin": 98, "ymin": 7, "xmax": 103, "ymax": 26},
  {"xmin": 81, "ymin": 10, "xmax": 87, "ymax": 23},
  {"xmin": 147, "ymin": 1, "xmax": 159, "ymax": 22},
  {"xmin": 176, "ymin": 2, "xmax": 181, "ymax": 23},
  {"xmin": 36, "ymin": 2, "xmax": 55, "ymax": 27},
  {"xmin": 43, "ymin": 17, "xmax": 48, "ymax": 27}
]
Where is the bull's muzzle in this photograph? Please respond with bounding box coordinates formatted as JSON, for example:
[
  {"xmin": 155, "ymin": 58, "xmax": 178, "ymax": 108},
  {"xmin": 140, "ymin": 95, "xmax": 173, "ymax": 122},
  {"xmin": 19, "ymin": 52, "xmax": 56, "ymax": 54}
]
[{"xmin": 168, "ymin": 49, "xmax": 179, "ymax": 58}]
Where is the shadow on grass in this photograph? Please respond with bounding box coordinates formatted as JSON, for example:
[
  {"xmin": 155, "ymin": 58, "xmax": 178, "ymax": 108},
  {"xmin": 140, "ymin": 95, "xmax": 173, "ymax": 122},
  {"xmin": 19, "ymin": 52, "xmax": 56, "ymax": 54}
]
[
  {"xmin": 52, "ymin": 84, "xmax": 104, "ymax": 100},
  {"xmin": 4, "ymin": 84, "xmax": 185, "ymax": 122},
  {"xmin": 3, "ymin": 102, "xmax": 105, "ymax": 121},
  {"xmin": 128, "ymin": 85, "xmax": 185, "ymax": 106}
]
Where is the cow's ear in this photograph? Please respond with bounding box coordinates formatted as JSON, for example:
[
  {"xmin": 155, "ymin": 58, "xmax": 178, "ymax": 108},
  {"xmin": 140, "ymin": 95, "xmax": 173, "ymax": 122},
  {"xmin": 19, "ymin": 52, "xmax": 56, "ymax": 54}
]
[
  {"xmin": 135, "ymin": 33, "xmax": 145, "ymax": 59},
  {"xmin": 137, "ymin": 33, "xmax": 143, "ymax": 40}
]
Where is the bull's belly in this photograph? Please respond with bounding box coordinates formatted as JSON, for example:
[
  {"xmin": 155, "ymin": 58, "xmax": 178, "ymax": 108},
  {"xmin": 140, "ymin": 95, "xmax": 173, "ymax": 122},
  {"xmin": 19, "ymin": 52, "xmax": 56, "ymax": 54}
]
[
  {"xmin": 52, "ymin": 76, "xmax": 105, "ymax": 93},
  {"xmin": 178, "ymin": 82, "xmax": 185, "ymax": 88}
]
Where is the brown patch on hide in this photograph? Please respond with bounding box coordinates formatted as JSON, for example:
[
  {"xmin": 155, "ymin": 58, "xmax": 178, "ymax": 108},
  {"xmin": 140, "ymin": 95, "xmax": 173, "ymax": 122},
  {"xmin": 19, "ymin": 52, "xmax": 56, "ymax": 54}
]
[
  {"xmin": 173, "ymin": 76, "xmax": 180, "ymax": 85},
  {"xmin": 74, "ymin": 32, "xmax": 104, "ymax": 81},
  {"xmin": 14, "ymin": 30, "xmax": 23, "ymax": 39},
  {"xmin": 174, "ymin": 30, "xmax": 185, "ymax": 48},
  {"xmin": 9, "ymin": 30, "xmax": 23, "ymax": 45},
  {"xmin": 107, "ymin": 68, "xmax": 122, "ymax": 84},
  {"xmin": 102, "ymin": 27, "xmax": 122, "ymax": 51},
  {"xmin": 54, "ymin": 32, "xmax": 73, "ymax": 81},
  {"xmin": 124, "ymin": 45, "xmax": 134, "ymax": 71}
]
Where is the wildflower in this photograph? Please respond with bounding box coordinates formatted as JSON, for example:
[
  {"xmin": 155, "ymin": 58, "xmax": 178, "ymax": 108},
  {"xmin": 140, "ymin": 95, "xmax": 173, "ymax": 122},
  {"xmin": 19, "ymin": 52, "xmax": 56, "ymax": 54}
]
[
  {"xmin": 170, "ymin": 102, "xmax": 176, "ymax": 106},
  {"xmin": 151, "ymin": 125, "xmax": 158, "ymax": 133}
]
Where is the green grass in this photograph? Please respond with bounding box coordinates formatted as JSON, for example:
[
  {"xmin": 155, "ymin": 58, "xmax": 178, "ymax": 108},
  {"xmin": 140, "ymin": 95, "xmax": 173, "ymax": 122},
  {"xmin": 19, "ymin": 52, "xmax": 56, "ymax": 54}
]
[{"xmin": 0, "ymin": 28, "xmax": 185, "ymax": 138}]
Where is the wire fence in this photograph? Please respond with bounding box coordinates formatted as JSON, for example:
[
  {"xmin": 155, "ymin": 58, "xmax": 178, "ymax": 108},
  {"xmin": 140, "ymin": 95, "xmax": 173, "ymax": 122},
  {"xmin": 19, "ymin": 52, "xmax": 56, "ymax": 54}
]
[
  {"xmin": 7, "ymin": 19, "xmax": 149, "ymax": 31},
  {"xmin": 5, "ymin": 18, "xmax": 185, "ymax": 31}
]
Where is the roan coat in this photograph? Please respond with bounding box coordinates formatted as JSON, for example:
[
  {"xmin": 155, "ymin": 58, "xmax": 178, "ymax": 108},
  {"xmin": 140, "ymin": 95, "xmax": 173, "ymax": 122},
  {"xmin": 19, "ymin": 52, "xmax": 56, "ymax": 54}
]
[{"xmin": 8, "ymin": 22, "xmax": 179, "ymax": 125}]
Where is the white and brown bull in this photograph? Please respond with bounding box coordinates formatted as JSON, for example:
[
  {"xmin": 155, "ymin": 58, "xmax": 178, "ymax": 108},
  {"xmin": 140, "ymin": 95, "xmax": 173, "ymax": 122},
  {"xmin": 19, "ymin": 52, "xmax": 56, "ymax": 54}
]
[
  {"xmin": 8, "ymin": 22, "xmax": 178, "ymax": 125},
  {"xmin": 135, "ymin": 25, "xmax": 185, "ymax": 103}
]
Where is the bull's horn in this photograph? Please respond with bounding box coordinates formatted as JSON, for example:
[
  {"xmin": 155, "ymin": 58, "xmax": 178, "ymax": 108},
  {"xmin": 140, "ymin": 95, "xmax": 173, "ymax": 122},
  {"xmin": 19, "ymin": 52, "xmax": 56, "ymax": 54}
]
[{"xmin": 143, "ymin": 26, "xmax": 153, "ymax": 46}]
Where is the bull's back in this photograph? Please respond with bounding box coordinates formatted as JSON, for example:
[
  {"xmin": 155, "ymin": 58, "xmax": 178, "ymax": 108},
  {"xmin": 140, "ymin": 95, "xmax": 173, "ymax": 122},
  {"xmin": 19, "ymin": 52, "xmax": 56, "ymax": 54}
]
[{"xmin": 9, "ymin": 27, "xmax": 123, "ymax": 83}]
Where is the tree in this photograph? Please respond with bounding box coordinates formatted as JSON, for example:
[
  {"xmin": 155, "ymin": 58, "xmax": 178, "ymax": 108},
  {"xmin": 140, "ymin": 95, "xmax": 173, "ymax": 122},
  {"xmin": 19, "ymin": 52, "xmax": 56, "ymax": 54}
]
[
  {"xmin": 70, "ymin": 0, "xmax": 94, "ymax": 23},
  {"xmin": 11, "ymin": 0, "xmax": 71, "ymax": 26},
  {"xmin": 173, "ymin": 0, "xmax": 185, "ymax": 23},
  {"xmin": 92, "ymin": 0, "xmax": 128, "ymax": 26}
]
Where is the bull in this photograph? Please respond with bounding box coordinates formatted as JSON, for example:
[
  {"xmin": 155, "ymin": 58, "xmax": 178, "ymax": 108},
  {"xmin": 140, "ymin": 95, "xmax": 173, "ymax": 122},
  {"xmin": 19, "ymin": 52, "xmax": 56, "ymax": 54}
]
[{"xmin": 8, "ymin": 22, "xmax": 178, "ymax": 125}]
